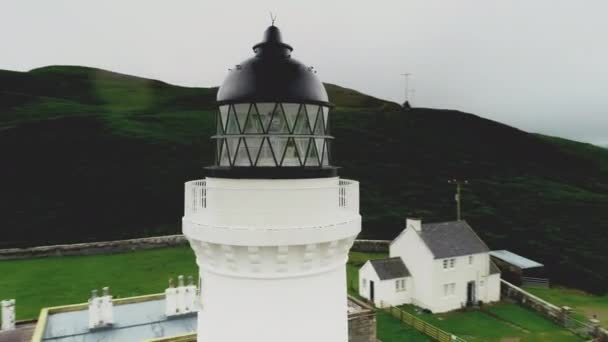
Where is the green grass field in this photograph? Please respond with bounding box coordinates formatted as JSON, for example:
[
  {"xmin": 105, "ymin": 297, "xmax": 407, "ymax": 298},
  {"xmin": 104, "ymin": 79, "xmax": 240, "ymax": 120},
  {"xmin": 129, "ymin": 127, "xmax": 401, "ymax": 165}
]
[
  {"xmin": 398, "ymin": 302, "xmax": 582, "ymax": 341},
  {"xmin": 525, "ymin": 286, "xmax": 608, "ymax": 326},
  {"xmin": 0, "ymin": 247, "xmax": 591, "ymax": 341},
  {"xmin": 0, "ymin": 247, "xmax": 198, "ymax": 320}
]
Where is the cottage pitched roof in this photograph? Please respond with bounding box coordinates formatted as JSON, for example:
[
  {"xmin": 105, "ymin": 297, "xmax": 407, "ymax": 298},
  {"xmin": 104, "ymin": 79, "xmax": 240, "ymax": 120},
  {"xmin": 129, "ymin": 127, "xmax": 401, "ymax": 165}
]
[
  {"xmin": 369, "ymin": 257, "xmax": 411, "ymax": 280},
  {"xmin": 419, "ymin": 221, "xmax": 489, "ymax": 259}
]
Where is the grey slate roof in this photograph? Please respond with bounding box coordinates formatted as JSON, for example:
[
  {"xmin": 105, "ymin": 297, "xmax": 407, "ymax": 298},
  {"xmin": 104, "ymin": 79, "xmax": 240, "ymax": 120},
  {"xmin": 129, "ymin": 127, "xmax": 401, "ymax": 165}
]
[
  {"xmin": 369, "ymin": 257, "xmax": 411, "ymax": 280},
  {"xmin": 419, "ymin": 221, "xmax": 489, "ymax": 259}
]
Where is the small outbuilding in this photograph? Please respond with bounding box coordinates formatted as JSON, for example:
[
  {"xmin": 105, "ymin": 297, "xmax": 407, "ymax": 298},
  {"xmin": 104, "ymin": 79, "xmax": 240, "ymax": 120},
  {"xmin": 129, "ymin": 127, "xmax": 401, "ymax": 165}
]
[
  {"xmin": 490, "ymin": 250, "xmax": 547, "ymax": 287},
  {"xmin": 359, "ymin": 257, "xmax": 411, "ymax": 307}
]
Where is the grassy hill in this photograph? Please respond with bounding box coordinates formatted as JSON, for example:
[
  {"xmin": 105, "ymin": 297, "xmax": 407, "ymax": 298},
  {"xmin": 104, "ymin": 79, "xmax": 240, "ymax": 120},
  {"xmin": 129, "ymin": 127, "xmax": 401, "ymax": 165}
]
[{"xmin": 1, "ymin": 65, "xmax": 607, "ymax": 294}]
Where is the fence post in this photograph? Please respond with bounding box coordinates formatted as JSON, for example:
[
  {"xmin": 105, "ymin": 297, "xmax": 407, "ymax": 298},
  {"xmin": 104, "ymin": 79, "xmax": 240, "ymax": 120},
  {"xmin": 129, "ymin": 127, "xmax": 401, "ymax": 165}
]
[
  {"xmin": 589, "ymin": 318, "xmax": 600, "ymax": 337},
  {"xmin": 451, "ymin": 334, "xmax": 458, "ymax": 342},
  {"xmin": 560, "ymin": 306, "xmax": 571, "ymax": 327}
]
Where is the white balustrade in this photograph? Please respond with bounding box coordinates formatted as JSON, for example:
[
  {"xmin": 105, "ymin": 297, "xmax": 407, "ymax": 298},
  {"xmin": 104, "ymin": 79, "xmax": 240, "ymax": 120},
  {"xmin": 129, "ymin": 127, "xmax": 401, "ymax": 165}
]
[{"xmin": 184, "ymin": 179, "xmax": 359, "ymax": 220}]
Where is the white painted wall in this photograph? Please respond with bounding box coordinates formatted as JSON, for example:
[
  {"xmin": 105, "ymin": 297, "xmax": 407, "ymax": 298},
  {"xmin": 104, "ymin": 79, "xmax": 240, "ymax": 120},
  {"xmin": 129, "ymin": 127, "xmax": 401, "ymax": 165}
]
[
  {"xmin": 184, "ymin": 177, "xmax": 361, "ymax": 342},
  {"xmin": 358, "ymin": 261, "xmax": 411, "ymax": 307},
  {"xmin": 430, "ymin": 253, "xmax": 499, "ymax": 313},
  {"xmin": 389, "ymin": 227, "xmax": 434, "ymax": 308}
]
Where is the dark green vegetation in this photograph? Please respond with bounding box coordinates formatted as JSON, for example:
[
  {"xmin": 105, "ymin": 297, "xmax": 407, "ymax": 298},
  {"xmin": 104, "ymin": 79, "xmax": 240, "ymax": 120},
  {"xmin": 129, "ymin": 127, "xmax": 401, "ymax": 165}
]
[{"xmin": 1, "ymin": 66, "xmax": 608, "ymax": 293}]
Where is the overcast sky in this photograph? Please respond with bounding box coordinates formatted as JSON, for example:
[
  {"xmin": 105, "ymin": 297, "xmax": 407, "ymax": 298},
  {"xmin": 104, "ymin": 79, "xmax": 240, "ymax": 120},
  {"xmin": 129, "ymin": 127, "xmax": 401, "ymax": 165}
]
[{"xmin": 2, "ymin": 0, "xmax": 607, "ymax": 145}]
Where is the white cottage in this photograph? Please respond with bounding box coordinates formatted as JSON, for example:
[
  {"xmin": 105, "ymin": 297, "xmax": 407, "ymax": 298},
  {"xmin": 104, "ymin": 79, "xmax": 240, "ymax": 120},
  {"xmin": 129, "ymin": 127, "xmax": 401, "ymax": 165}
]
[
  {"xmin": 359, "ymin": 219, "xmax": 500, "ymax": 313},
  {"xmin": 359, "ymin": 258, "xmax": 412, "ymax": 307}
]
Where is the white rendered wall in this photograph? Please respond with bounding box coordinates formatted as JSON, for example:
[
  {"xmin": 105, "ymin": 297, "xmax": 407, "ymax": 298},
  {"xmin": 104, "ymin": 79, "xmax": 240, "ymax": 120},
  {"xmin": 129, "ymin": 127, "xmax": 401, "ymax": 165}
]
[
  {"xmin": 183, "ymin": 177, "xmax": 361, "ymax": 342},
  {"xmin": 358, "ymin": 262, "xmax": 411, "ymax": 307},
  {"xmin": 389, "ymin": 228, "xmax": 434, "ymax": 308},
  {"xmin": 198, "ymin": 267, "xmax": 347, "ymax": 341},
  {"xmin": 430, "ymin": 253, "xmax": 498, "ymax": 313}
]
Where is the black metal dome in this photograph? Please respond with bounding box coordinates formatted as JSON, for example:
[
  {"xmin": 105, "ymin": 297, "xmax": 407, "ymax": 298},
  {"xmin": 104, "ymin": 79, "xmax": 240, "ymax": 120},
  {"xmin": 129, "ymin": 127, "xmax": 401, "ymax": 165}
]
[{"xmin": 216, "ymin": 25, "xmax": 330, "ymax": 106}]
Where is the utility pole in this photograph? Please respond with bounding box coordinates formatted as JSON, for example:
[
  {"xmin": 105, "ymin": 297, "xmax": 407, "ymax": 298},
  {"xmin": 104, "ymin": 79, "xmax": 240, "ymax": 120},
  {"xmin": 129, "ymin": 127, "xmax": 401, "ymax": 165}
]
[
  {"xmin": 409, "ymin": 89, "xmax": 416, "ymax": 105},
  {"xmin": 401, "ymin": 73, "xmax": 411, "ymax": 103},
  {"xmin": 448, "ymin": 179, "xmax": 468, "ymax": 221}
]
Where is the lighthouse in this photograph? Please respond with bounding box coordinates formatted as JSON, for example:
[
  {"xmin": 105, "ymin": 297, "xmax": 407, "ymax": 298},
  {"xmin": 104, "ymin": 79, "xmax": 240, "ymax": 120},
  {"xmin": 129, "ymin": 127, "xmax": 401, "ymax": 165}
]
[{"xmin": 182, "ymin": 24, "xmax": 361, "ymax": 342}]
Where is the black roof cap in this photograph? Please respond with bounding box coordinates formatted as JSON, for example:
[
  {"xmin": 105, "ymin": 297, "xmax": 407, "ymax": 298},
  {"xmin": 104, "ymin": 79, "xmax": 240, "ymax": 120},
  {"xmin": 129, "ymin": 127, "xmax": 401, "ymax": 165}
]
[
  {"xmin": 419, "ymin": 221, "xmax": 490, "ymax": 259},
  {"xmin": 216, "ymin": 25, "xmax": 330, "ymax": 106},
  {"xmin": 369, "ymin": 257, "xmax": 411, "ymax": 280}
]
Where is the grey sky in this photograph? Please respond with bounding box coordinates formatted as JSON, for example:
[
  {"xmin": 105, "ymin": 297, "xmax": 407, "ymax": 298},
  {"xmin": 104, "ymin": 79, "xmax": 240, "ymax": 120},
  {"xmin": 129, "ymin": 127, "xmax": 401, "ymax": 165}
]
[{"xmin": 2, "ymin": 0, "xmax": 607, "ymax": 145}]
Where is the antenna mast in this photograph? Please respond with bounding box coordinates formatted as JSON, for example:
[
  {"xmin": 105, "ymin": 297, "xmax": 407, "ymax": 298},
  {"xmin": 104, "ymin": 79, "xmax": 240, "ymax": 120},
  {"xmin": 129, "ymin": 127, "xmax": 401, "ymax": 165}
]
[{"xmin": 401, "ymin": 73, "xmax": 412, "ymax": 103}]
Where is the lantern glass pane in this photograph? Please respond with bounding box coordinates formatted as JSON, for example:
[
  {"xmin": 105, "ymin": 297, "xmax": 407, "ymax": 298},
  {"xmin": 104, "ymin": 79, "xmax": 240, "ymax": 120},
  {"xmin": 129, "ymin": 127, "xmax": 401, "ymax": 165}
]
[
  {"xmin": 233, "ymin": 138, "xmax": 251, "ymax": 166},
  {"xmin": 255, "ymin": 103, "xmax": 276, "ymax": 133},
  {"xmin": 219, "ymin": 105, "xmax": 229, "ymax": 132},
  {"xmin": 219, "ymin": 139, "xmax": 230, "ymax": 166},
  {"xmin": 268, "ymin": 104, "xmax": 289, "ymax": 134},
  {"xmin": 245, "ymin": 137, "xmax": 263, "ymax": 164},
  {"xmin": 225, "ymin": 106, "xmax": 240, "ymax": 134},
  {"xmin": 282, "ymin": 138, "xmax": 300, "ymax": 166},
  {"xmin": 322, "ymin": 106, "xmax": 329, "ymax": 133},
  {"xmin": 305, "ymin": 138, "xmax": 320, "ymax": 166},
  {"xmin": 234, "ymin": 103, "xmax": 250, "ymax": 133},
  {"xmin": 293, "ymin": 105, "xmax": 312, "ymax": 135},
  {"xmin": 256, "ymin": 138, "xmax": 276, "ymax": 166},
  {"xmin": 281, "ymin": 103, "xmax": 300, "ymax": 133}
]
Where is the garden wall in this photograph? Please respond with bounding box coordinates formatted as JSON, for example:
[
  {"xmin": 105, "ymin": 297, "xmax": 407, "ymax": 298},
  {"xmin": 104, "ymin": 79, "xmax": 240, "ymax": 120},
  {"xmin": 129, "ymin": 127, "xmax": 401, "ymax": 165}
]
[{"xmin": 0, "ymin": 236, "xmax": 391, "ymax": 260}]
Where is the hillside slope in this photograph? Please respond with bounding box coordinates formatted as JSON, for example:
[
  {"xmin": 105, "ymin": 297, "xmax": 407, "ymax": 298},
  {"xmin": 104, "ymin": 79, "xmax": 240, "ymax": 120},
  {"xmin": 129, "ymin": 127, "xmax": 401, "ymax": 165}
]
[{"xmin": 1, "ymin": 66, "xmax": 607, "ymax": 293}]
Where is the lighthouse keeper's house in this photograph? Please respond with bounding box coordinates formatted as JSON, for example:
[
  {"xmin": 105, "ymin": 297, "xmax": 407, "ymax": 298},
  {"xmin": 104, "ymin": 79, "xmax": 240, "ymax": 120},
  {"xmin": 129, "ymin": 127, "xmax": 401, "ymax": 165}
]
[{"xmin": 359, "ymin": 219, "xmax": 501, "ymax": 313}]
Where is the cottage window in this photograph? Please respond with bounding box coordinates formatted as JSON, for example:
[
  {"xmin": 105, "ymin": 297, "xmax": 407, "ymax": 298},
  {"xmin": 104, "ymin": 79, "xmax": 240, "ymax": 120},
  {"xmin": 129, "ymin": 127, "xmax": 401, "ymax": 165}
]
[
  {"xmin": 450, "ymin": 258, "xmax": 456, "ymax": 268},
  {"xmin": 362, "ymin": 278, "xmax": 366, "ymax": 290},
  {"xmin": 443, "ymin": 259, "xmax": 448, "ymax": 269},
  {"xmin": 443, "ymin": 282, "xmax": 456, "ymax": 296},
  {"xmin": 469, "ymin": 255, "xmax": 473, "ymax": 265},
  {"xmin": 395, "ymin": 279, "xmax": 406, "ymax": 292}
]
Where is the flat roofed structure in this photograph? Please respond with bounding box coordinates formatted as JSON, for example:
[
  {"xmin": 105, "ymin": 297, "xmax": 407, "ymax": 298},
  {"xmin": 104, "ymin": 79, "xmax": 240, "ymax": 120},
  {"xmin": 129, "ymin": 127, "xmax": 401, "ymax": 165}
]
[
  {"xmin": 490, "ymin": 250, "xmax": 544, "ymax": 269},
  {"xmin": 32, "ymin": 294, "xmax": 374, "ymax": 342},
  {"xmin": 32, "ymin": 294, "xmax": 196, "ymax": 342}
]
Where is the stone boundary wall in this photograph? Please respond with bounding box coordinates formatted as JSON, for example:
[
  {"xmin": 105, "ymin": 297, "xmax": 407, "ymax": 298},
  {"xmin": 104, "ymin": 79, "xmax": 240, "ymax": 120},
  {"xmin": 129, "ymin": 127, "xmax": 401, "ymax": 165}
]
[
  {"xmin": 0, "ymin": 235, "xmax": 189, "ymax": 260},
  {"xmin": 0, "ymin": 236, "xmax": 391, "ymax": 260},
  {"xmin": 351, "ymin": 239, "xmax": 390, "ymax": 253},
  {"xmin": 348, "ymin": 296, "xmax": 377, "ymax": 342}
]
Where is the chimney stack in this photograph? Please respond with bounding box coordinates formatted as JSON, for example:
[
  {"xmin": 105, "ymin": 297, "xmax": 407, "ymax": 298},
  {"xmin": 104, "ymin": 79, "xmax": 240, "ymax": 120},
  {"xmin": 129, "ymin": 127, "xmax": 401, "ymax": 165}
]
[{"xmin": 406, "ymin": 218, "xmax": 422, "ymax": 232}]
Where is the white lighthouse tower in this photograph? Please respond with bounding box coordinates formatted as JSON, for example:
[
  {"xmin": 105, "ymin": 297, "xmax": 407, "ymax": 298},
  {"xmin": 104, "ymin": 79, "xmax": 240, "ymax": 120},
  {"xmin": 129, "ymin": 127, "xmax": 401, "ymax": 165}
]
[{"xmin": 183, "ymin": 24, "xmax": 361, "ymax": 342}]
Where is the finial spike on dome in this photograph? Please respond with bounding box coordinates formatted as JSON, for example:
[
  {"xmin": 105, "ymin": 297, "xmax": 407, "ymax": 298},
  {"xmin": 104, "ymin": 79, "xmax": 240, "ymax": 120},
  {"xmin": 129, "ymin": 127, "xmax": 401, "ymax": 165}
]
[{"xmin": 269, "ymin": 12, "xmax": 277, "ymax": 26}]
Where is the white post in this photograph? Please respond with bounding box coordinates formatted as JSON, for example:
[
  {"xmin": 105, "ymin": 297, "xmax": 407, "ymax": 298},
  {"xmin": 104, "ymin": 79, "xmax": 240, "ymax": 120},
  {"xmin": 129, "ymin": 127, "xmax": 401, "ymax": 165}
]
[
  {"xmin": 100, "ymin": 287, "xmax": 114, "ymax": 326},
  {"xmin": 165, "ymin": 279, "xmax": 178, "ymax": 316},
  {"xmin": 176, "ymin": 275, "xmax": 186, "ymax": 313},
  {"xmin": 1, "ymin": 299, "xmax": 16, "ymax": 331},
  {"xmin": 88, "ymin": 290, "xmax": 101, "ymax": 329},
  {"xmin": 184, "ymin": 275, "xmax": 197, "ymax": 313}
]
